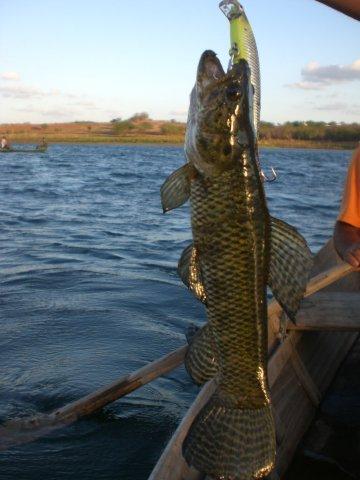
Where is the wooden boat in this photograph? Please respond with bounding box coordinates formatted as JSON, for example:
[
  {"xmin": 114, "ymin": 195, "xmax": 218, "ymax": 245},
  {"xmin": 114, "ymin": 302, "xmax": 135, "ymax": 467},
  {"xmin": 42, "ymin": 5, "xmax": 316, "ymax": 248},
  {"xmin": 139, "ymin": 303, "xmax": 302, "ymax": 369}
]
[
  {"xmin": 149, "ymin": 239, "xmax": 360, "ymax": 479},
  {"xmin": 0, "ymin": 145, "xmax": 47, "ymax": 153}
]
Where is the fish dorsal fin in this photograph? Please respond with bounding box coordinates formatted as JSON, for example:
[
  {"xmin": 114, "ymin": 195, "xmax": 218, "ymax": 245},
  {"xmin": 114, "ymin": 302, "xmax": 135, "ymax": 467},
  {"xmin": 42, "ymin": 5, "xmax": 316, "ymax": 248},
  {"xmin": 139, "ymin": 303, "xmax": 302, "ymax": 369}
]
[
  {"xmin": 178, "ymin": 244, "xmax": 207, "ymax": 304},
  {"xmin": 269, "ymin": 216, "xmax": 313, "ymax": 321},
  {"xmin": 160, "ymin": 164, "xmax": 192, "ymax": 213}
]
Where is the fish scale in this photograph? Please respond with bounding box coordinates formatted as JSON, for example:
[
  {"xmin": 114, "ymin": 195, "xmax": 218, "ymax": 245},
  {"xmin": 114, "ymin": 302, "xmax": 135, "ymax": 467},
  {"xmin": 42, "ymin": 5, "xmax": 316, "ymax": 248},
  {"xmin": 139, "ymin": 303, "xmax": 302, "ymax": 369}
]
[{"xmin": 190, "ymin": 155, "xmax": 270, "ymax": 408}]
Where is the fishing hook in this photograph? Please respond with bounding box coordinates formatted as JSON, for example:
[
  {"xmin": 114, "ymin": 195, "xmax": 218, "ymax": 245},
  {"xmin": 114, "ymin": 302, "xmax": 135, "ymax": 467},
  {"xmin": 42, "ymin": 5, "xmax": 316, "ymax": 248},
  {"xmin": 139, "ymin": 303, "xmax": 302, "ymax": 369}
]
[
  {"xmin": 227, "ymin": 43, "xmax": 238, "ymax": 71},
  {"xmin": 261, "ymin": 167, "xmax": 277, "ymax": 182}
]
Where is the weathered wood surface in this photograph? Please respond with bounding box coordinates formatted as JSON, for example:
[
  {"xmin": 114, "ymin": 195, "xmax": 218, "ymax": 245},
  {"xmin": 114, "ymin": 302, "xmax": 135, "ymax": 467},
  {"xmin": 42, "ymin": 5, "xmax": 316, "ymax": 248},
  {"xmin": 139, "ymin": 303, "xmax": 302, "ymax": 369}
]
[
  {"xmin": 256, "ymin": 240, "xmax": 359, "ymax": 478},
  {"xmin": 268, "ymin": 258, "xmax": 354, "ymax": 337},
  {"xmin": 289, "ymin": 292, "xmax": 360, "ymax": 331},
  {"xmin": 267, "ymin": 260, "xmax": 353, "ymax": 321},
  {"xmin": 149, "ymin": 240, "xmax": 360, "ymax": 480},
  {"xmin": 256, "ymin": 240, "xmax": 358, "ymax": 478}
]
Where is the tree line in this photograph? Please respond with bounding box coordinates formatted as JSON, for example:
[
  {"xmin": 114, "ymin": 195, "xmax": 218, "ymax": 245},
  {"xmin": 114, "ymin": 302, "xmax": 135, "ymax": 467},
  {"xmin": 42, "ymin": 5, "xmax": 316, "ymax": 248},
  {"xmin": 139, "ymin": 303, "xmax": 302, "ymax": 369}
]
[
  {"xmin": 259, "ymin": 121, "xmax": 360, "ymax": 142},
  {"xmin": 110, "ymin": 114, "xmax": 360, "ymax": 143}
]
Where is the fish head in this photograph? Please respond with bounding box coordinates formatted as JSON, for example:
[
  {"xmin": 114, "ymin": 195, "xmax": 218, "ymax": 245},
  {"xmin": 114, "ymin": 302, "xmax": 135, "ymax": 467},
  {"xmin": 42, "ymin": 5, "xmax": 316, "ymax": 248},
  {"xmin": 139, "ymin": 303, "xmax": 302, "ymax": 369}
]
[{"xmin": 185, "ymin": 50, "xmax": 255, "ymax": 177}]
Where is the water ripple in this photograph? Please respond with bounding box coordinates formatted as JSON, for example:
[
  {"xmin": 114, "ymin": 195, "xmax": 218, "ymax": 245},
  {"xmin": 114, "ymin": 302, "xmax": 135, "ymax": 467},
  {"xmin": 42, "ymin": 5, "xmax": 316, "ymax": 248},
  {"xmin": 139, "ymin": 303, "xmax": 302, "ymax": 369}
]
[{"xmin": 0, "ymin": 144, "xmax": 351, "ymax": 479}]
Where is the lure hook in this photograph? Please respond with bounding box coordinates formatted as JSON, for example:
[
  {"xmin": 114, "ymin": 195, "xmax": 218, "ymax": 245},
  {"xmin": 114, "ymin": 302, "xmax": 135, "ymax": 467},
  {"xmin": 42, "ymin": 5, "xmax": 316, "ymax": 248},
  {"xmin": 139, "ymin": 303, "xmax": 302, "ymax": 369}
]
[
  {"xmin": 261, "ymin": 167, "xmax": 277, "ymax": 183},
  {"xmin": 227, "ymin": 43, "xmax": 238, "ymax": 71}
]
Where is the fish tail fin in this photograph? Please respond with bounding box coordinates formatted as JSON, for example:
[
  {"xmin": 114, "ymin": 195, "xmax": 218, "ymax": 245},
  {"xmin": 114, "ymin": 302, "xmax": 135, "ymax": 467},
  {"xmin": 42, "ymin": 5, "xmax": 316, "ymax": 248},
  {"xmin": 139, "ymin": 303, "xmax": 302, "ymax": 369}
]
[{"xmin": 183, "ymin": 390, "xmax": 276, "ymax": 479}]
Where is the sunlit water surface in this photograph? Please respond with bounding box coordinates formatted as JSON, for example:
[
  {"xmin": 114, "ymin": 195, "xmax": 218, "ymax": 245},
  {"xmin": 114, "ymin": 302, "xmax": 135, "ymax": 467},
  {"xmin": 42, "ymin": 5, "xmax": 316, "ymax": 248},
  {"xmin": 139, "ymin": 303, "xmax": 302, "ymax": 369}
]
[{"xmin": 0, "ymin": 144, "xmax": 351, "ymax": 479}]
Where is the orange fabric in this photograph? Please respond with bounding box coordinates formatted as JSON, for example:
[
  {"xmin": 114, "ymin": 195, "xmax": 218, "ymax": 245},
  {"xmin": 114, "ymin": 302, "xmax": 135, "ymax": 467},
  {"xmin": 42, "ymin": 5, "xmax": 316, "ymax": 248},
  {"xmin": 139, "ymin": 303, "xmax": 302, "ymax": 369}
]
[{"xmin": 338, "ymin": 145, "xmax": 360, "ymax": 228}]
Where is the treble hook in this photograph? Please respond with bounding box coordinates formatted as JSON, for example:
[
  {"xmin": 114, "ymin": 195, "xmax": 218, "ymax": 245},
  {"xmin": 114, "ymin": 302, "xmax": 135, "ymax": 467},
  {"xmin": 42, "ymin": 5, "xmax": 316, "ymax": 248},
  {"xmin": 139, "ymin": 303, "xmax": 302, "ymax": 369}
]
[
  {"xmin": 227, "ymin": 43, "xmax": 238, "ymax": 71},
  {"xmin": 261, "ymin": 167, "xmax": 277, "ymax": 183}
]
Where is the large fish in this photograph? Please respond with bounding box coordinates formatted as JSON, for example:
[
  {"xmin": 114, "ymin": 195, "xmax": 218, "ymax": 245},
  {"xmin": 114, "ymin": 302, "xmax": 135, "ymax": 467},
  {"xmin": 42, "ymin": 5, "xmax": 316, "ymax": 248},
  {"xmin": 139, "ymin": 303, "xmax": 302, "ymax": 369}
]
[{"xmin": 161, "ymin": 42, "xmax": 312, "ymax": 480}]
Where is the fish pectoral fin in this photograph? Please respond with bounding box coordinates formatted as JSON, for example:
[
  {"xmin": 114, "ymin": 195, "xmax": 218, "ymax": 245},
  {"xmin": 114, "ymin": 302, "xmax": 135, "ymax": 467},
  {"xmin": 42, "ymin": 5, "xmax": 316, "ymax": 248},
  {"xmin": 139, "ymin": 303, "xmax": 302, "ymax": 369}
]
[
  {"xmin": 185, "ymin": 323, "xmax": 218, "ymax": 385},
  {"xmin": 160, "ymin": 164, "xmax": 192, "ymax": 213},
  {"xmin": 269, "ymin": 216, "xmax": 313, "ymax": 322},
  {"xmin": 178, "ymin": 244, "xmax": 207, "ymax": 304}
]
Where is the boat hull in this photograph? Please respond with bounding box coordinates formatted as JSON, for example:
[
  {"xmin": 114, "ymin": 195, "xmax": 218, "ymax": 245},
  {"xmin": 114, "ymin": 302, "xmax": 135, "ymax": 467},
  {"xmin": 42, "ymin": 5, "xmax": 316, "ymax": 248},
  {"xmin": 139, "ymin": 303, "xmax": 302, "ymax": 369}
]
[{"xmin": 149, "ymin": 240, "xmax": 360, "ymax": 479}]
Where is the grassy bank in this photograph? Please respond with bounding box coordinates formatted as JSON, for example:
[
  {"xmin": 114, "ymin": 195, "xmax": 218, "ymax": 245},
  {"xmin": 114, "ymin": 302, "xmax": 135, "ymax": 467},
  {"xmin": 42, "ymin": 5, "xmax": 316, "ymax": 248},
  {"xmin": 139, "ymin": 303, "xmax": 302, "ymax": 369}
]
[
  {"xmin": 5, "ymin": 133, "xmax": 185, "ymax": 145},
  {"xmin": 4, "ymin": 136, "xmax": 355, "ymax": 150},
  {"xmin": 0, "ymin": 117, "xmax": 358, "ymax": 150},
  {"xmin": 0, "ymin": 119, "xmax": 185, "ymax": 145},
  {"xmin": 259, "ymin": 139, "xmax": 355, "ymax": 150}
]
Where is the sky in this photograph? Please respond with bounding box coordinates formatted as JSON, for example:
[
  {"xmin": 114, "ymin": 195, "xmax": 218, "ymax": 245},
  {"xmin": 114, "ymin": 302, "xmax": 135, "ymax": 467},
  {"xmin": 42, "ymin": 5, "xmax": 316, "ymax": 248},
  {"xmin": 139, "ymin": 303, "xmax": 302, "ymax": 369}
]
[{"xmin": 0, "ymin": 0, "xmax": 359, "ymax": 124}]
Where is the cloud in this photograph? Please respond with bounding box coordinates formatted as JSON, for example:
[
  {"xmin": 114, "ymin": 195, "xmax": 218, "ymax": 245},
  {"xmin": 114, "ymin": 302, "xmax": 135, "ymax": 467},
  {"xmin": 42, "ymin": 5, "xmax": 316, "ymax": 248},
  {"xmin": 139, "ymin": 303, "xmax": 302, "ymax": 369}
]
[
  {"xmin": 285, "ymin": 81, "xmax": 324, "ymax": 90},
  {"xmin": 0, "ymin": 84, "xmax": 98, "ymax": 109},
  {"xmin": 286, "ymin": 59, "xmax": 360, "ymax": 90},
  {"xmin": 15, "ymin": 105, "xmax": 69, "ymax": 114},
  {"xmin": 70, "ymin": 100, "xmax": 97, "ymax": 108},
  {"xmin": 1, "ymin": 81, "xmax": 119, "ymax": 121},
  {"xmin": 16, "ymin": 106, "xmax": 81, "ymax": 118},
  {"xmin": 15, "ymin": 102, "xmax": 113, "ymax": 119},
  {"xmin": 316, "ymin": 102, "xmax": 347, "ymax": 111},
  {"xmin": 303, "ymin": 60, "xmax": 360, "ymax": 83},
  {"xmin": 1, "ymin": 71, "xmax": 20, "ymax": 81},
  {"xmin": 168, "ymin": 109, "xmax": 188, "ymax": 117},
  {"xmin": 315, "ymin": 102, "xmax": 360, "ymax": 115},
  {"xmin": 40, "ymin": 109, "xmax": 77, "ymax": 118},
  {"xmin": 0, "ymin": 84, "xmax": 59, "ymax": 99}
]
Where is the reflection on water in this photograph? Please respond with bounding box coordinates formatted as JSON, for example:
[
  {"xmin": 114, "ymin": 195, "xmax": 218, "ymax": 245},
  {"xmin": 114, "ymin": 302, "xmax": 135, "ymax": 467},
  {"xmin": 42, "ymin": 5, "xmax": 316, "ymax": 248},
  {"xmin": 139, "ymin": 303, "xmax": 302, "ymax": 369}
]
[{"xmin": 0, "ymin": 144, "xmax": 351, "ymax": 479}]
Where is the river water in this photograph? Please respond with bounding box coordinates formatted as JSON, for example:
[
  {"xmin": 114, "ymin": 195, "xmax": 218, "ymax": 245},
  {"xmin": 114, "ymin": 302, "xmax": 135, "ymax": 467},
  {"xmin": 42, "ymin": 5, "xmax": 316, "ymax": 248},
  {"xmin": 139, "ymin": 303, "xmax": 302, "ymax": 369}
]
[{"xmin": 0, "ymin": 144, "xmax": 352, "ymax": 479}]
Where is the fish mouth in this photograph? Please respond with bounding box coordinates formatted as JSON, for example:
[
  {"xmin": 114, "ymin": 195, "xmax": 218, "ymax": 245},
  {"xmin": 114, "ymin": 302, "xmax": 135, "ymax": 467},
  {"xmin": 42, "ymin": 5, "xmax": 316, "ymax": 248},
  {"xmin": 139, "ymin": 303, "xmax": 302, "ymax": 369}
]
[
  {"xmin": 196, "ymin": 50, "xmax": 248, "ymax": 92},
  {"xmin": 198, "ymin": 52, "xmax": 253, "ymax": 141},
  {"xmin": 196, "ymin": 50, "xmax": 226, "ymax": 89},
  {"xmin": 196, "ymin": 51, "xmax": 251, "ymax": 115}
]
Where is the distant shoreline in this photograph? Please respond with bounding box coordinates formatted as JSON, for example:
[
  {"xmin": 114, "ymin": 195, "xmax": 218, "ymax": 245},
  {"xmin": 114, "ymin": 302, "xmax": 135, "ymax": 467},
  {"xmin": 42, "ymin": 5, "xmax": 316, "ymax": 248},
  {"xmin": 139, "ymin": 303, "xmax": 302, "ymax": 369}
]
[
  {"xmin": 4, "ymin": 137, "xmax": 355, "ymax": 150},
  {"xmin": 1, "ymin": 119, "xmax": 357, "ymax": 150}
]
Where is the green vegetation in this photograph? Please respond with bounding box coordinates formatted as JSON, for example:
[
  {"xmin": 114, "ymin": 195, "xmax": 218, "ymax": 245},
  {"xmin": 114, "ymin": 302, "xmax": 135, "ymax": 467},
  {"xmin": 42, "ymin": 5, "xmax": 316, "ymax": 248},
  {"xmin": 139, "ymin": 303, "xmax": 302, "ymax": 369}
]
[
  {"xmin": 160, "ymin": 122, "xmax": 186, "ymax": 135},
  {"xmin": 1, "ymin": 116, "xmax": 359, "ymax": 149},
  {"xmin": 112, "ymin": 120, "xmax": 136, "ymax": 134},
  {"xmin": 259, "ymin": 121, "xmax": 360, "ymax": 144},
  {"xmin": 110, "ymin": 112, "xmax": 185, "ymax": 138}
]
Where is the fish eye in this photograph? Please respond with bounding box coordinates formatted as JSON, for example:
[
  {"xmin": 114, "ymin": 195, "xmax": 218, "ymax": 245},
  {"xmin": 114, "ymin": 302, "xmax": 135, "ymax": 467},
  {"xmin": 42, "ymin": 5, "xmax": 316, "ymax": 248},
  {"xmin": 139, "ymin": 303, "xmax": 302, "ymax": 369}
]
[{"xmin": 225, "ymin": 83, "xmax": 242, "ymax": 102}]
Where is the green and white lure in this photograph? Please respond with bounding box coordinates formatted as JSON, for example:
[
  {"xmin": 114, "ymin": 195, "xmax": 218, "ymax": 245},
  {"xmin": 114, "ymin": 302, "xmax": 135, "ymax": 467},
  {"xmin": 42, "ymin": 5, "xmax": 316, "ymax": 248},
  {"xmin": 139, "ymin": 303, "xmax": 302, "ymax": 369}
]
[
  {"xmin": 219, "ymin": 0, "xmax": 277, "ymax": 182},
  {"xmin": 219, "ymin": 0, "xmax": 261, "ymax": 138}
]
